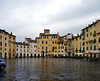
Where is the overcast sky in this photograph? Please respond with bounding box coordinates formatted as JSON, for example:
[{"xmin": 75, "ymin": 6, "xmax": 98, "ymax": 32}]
[{"xmin": 0, "ymin": 0, "xmax": 100, "ymax": 42}]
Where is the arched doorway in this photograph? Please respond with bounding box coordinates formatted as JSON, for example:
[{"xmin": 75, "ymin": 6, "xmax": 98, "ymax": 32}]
[
  {"xmin": 38, "ymin": 54, "xmax": 40, "ymax": 58},
  {"xmin": 20, "ymin": 53, "xmax": 22, "ymax": 58},
  {"xmin": 34, "ymin": 54, "xmax": 36, "ymax": 58},
  {"xmin": 30, "ymin": 54, "xmax": 33, "ymax": 58},
  {"xmin": 24, "ymin": 53, "xmax": 26, "ymax": 58},
  {"xmin": 9, "ymin": 53, "xmax": 11, "ymax": 58},
  {"xmin": 27, "ymin": 54, "xmax": 29, "ymax": 58},
  {"xmin": 41, "ymin": 51, "xmax": 44, "ymax": 57},
  {"xmin": 68, "ymin": 52, "xmax": 70, "ymax": 57}
]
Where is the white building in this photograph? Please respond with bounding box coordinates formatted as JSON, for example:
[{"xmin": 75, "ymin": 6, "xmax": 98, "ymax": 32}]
[
  {"xmin": 25, "ymin": 38, "xmax": 37, "ymax": 57},
  {"xmin": 16, "ymin": 42, "xmax": 30, "ymax": 58}
]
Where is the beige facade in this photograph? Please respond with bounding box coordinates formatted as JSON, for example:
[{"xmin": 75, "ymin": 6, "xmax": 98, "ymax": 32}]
[
  {"xmin": 0, "ymin": 29, "xmax": 16, "ymax": 58},
  {"xmin": 16, "ymin": 42, "xmax": 30, "ymax": 58},
  {"xmin": 25, "ymin": 38, "xmax": 37, "ymax": 57}
]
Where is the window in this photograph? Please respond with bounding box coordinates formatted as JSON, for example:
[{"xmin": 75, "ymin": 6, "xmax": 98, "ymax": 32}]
[
  {"xmin": 46, "ymin": 36, "xmax": 48, "ymax": 39},
  {"xmin": 38, "ymin": 41, "xmax": 40, "ymax": 43},
  {"xmin": 9, "ymin": 49, "xmax": 11, "ymax": 52},
  {"xmin": 61, "ymin": 46, "xmax": 64, "ymax": 49},
  {"xmin": 20, "ymin": 46, "xmax": 22, "ymax": 48},
  {"xmin": 87, "ymin": 34, "xmax": 88, "ymax": 37},
  {"xmin": 46, "ymin": 47, "xmax": 47, "ymax": 50},
  {"xmin": 65, "ymin": 41, "xmax": 67, "ymax": 45},
  {"xmin": 86, "ymin": 28, "xmax": 88, "ymax": 32},
  {"xmin": 24, "ymin": 49, "xmax": 25, "ymax": 52},
  {"xmin": 0, "ymin": 36, "xmax": 2, "ymax": 39},
  {"xmin": 9, "ymin": 36, "xmax": 11, "ymax": 39},
  {"xmin": 94, "ymin": 39, "xmax": 96, "ymax": 43},
  {"xmin": 5, "ymin": 37, "xmax": 7, "ymax": 40},
  {"xmin": 42, "ymin": 36, "xmax": 44, "ymax": 39},
  {"xmin": 87, "ymin": 47, "xmax": 88, "ymax": 50},
  {"xmin": 55, "ymin": 36, "xmax": 57, "ymax": 38},
  {"xmin": 90, "ymin": 32, "xmax": 92, "ymax": 36},
  {"xmin": 42, "ymin": 47, "xmax": 44, "ymax": 49},
  {"xmin": 52, "ymin": 36, "xmax": 54, "ymax": 39},
  {"xmin": 59, "ymin": 46, "xmax": 60, "ymax": 49},
  {"xmin": 90, "ymin": 26, "xmax": 92, "ymax": 29},
  {"xmin": 83, "ymin": 42, "xmax": 85, "ymax": 45},
  {"xmin": 52, "ymin": 41, "xmax": 54, "ymax": 44},
  {"xmin": 80, "ymin": 36, "xmax": 81, "ymax": 39},
  {"xmin": 90, "ymin": 46, "xmax": 92, "ymax": 50},
  {"xmin": 55, "ymin": 41, "xmax": 57, "ymax": 44},
  {"xmin": 76, "ymin": 38, "xmax": 78, "ymax": 41},
  {"xmin": 24, "ymin": 46, "xmax": 26, "ymax": 48},
  {"xmin": 42, "ymin": 41, "xmax": 44, "ymax": 44},
  {"xmin": 49, "ymin": 36, "xmax": 51, "ymax": 38},
  {"xmin": 69, "ymin": 44, "xmax": 70, "ymax": 47},
  {"xmin": 94, "ymin": 31, "xmax": 96, "ymax": 34},
  {"xmin": 5, "ymin": 43, "xmax": 7, "ymax": 46},
  {"xmin": 46, "ymin": 41, "xmax": 48, "ymax": 44},
  {"xmin": 80, "ymin": 47, "xmax": 81, "ymax": 50},
  {"xmin": 94, "ymin": 46, "xmax": 96, "ymax": 50},
  {"xmin": 83, "ymin": 47, "xmax": 85, "ymax": 52},
  {"xmin": 0, "ymin": 42, "xmax": 2, "ymax": 46},
  {"xmin": 13, "ymin": 49, "xmax": 14, "ymax": 52},
  {"xmin": 99, "ymin": 37, "xmax": 100, "ymax": 42},
  {"xmin": 13, "ymin": 37, "xmax": 15, "ymax": 40}
]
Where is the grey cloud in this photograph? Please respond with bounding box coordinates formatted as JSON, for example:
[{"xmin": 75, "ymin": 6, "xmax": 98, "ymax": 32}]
[{"xmin": 0, "ymin": 0, "xmax": 100, "ymax": 41}]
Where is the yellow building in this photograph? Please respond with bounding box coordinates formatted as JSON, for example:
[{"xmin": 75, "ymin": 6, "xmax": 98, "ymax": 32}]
[
  {"xmin": 63, "ymin": 33, "xmax": 74, "ymax": 57},
  {"xmin": 0, "ymin": 29, "xmax": 16, "ymax": 58},
  {"xmin": 36, "ymin": 29, "xmax": 64, "ymax": 57},
  {"xmin": 74, "ymin": 20, "xmax": 100, "ymax": 58}
]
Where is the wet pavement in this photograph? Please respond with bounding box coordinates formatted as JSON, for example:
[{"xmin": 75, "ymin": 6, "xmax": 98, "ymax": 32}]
[{"xmin": 0, "ymin": 58, "xmax": 100, "ymax": 81}]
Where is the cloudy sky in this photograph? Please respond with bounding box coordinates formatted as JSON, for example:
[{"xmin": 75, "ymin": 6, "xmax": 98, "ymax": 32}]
[{"xmin": 0, "ymin": 0, "xmax": 100, "ymax": 42}]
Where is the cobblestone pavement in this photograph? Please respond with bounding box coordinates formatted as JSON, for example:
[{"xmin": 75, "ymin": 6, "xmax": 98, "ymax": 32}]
[{"xmin": 0, "ymin": 58, "xmax": 100, "ymax": 81}]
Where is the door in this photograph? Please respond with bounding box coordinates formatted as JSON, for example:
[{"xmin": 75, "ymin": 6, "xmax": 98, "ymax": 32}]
[{"xmin": 5, "ymin": 53, "xmax": 7, "ymax": 59}]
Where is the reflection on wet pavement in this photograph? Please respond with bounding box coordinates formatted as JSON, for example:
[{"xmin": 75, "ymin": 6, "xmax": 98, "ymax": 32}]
[{"xmin": 0, "ymin": 58, "xmax": 100, "ymax": 81}]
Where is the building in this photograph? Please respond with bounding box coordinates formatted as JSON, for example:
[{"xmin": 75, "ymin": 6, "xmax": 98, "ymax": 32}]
[
  {"xmin": 25, "ymin": 38, "xmax": 37, "ymax": 57},
  {"xmin": 16, "ymin": 42, "xmax": 29, "ymax": 58},
  {"xmin": 74, "ymin": 20, "xmax": 100, "ymax": 58},
  {"xmin": 36, "ymin": 29, "xmax": 61, "ymax": 57},
  {"xmin": 63, "ymin": 33, "xmax": 75, "ymax": 57},
  {"xmin": 0, "ymin": 29, "xmax": 16, "ymax": 58}
]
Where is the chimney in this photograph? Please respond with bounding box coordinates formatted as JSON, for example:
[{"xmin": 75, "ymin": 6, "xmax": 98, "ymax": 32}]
[
  {"xmin": 57, "ymin": 32, "xmax": 59, "ymax": 35},
  {"xmin": 11, "ymin": 32, "xmax": 12, "ymax": 35},
  {"xmin": 77, "ymin": 34, "xmax": 79, "ymax": 36}
]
